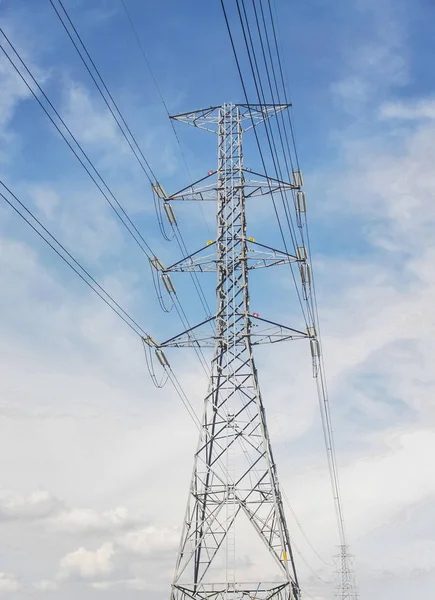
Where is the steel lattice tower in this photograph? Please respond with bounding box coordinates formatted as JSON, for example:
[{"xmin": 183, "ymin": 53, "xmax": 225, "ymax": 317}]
[
  {"xmin": 152, "ymin": 104, "xmax": 309, "ymax": 600},
  {"xmin": 335, "ymin": 546, "xmax": 358, "ymax": 600}
]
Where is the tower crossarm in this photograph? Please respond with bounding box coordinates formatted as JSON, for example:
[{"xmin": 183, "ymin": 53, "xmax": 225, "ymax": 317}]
[
  {"xmin": 170, "ymin": 104, "xmax": 291, "ymax": 133},
  {"xmin": 159, "ymin": 316, "xmax": 217, "ymax": 348},
  {"xmin": 165, "ymin": 173, "xmax": 218, "ymax": 202},
  {"xmin": 165, "ymin": 242, "xmax": 218, "ymax": 273},
  {"xmin": 249, "ymin": 315, "xmax": 308, "ymax": 345},
  {"xmin": 242, "ymin": 169, "xmax": 298, "ymax": 197},
  {"xmin": 159, "ymin": 314, "xmax": 307, "ymax": 348},
  {"xmin": 164, "ymin": 169, "xmax": 297, "ymax": 203},
  {"xmin": 164, "ymin": 240, "xmax": 299, "ymax": 273}
]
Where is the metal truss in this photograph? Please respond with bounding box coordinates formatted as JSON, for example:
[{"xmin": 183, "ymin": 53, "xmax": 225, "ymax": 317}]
[
  {"xmin": 157, "ymin": 169, "xmax": 297, "ymax": 203},
  {"xmin": 166, "ymin": 104, "xmax": 303, "ymax": 600},
  {"xmin": 160, "ymin": 314, "xmax": 308, "ymax": 348},
  {"xmin": 172, "ymin": 582, "xmax": 293, "ymax": 600},
  {"xmin": 171, "ymin": 104, "xmax": 291, "ymax": 133},
  {"xmin": 335, "ymin": 546, "xmax": 359, "ymax": 600},
  {"xmin": 160, "ymin": 240, "xmax": 299, "ymax": 274}
]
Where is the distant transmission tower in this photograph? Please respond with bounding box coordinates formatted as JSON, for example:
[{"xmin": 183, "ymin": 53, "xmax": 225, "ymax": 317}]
[
  {"xmin": 151, "ymin": 103, "xmax": 310, "ymax": 600},
  {"xmin": 335, "ymin": 545, "xmax": 358, "ymax": 600}
]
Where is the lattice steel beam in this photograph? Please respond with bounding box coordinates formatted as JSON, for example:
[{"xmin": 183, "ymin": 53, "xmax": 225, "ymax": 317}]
[{"xmin": 167, "ymin": 104, "xmax": 302, "ymax": 600}]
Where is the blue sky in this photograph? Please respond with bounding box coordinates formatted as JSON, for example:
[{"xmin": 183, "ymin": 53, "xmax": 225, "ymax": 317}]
[{"xmin": 1, "ymin": 0, "xmax": 435, "ymax": 598}]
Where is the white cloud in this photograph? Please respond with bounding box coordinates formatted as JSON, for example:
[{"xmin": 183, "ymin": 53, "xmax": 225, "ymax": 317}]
[
  {"xmin": 30, "ymin": 185, "xmax": 60, "ymax": 220},
  {"xmin": 62, "ymin": 82, "xmax": 119, "ymax": 147},
  {"xmin": 0, "ymin": 486, "xmax": 137, "ymax": 534},
  {"xmin": 118, "ymin": 525, "xmax": 179, "ymax": 556},
  {"xmin": 52, "ymin": 506, "xmax": 132, "ymax": 534},
  {"xmin": 380, "ymin": 98, "xmax": 435, "ymax": 120},
  {"xmin": 59, "ymin": 542, "xmax": 115, "ymax": 580},
  {"xmin": 0, "ymin": 490, "xmax": 61, "ymax": 521},
  {"xmin": 33, "ymin": 580, "xmax": 58, "ymax": 592},
  {"xmin": 331, "ymin": 0, "xmax": 407, "ymax": 111},
  {"xmin": 0, "ymin": 573, "xmax": 20, "ymax": 594},
  {"xmin": 0, "ymin": 54, "xmax": 29, "ymax": 131},
  {"xmin": 90, "ymin": 577, "xmax": 150, "ymax": 591},
  {"xmin": 0, "ymin": 51, "xmax": 31, "ymax": 153},
  {"xmin": 0, "ymin": 22, "xmax": 51, "ymax": 161}
]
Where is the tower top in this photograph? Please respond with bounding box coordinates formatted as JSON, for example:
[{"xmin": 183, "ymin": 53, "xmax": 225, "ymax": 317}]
[{"xmin": 170, "ymin": 103, "xmax": 291, "ymax": 133}]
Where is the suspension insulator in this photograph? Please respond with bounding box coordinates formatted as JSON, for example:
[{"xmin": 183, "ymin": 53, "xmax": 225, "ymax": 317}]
[
  {"xmin": 163, "ymin": 202, "xmax": 177, "ymax": 224},
  {"xmin": 310, "ymin": 338, "xmax": 321, "ymax": 358},
  {"xmin": 297, "ymin": 246, "xmax": 307, "ymax": 261},
  {"xmin": 161, "ymin": 273, "xmax": 176, "ymax": 294},
  {"xmin": 156, "ymin": 348, "xmax": 170, "ymax": 367},
  {"xmin": 152, "ymin": 182, "xmax": 168, "ymax": 199},
  {"xmin": 299, "ymin": 262, "xmax": 311, "ymax": 285},
  {"xmin": 296, "ymin": 190, "xmax": 306, "ymax": 212},
  {"xmin": 150, "ymin": 256, "xmax": 166, "ymax": 271},
  {"xmin": 292, "ymin": 170, "xmax": 304, "ymax": 187},
  {"xmin": 307, "ymin": 325, "xmax": 317, "ymax": 338},
  {"xmin": 143, "ymin": 335, "xmax": 158, "ymax": 347}
]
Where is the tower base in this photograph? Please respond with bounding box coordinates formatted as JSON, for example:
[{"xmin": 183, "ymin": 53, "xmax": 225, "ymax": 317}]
[{"xmin": 172, "ymin": 582, "xmax": 296, "ymax": 600}]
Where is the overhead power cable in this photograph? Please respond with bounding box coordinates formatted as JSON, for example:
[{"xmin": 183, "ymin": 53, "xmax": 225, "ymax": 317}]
[
  {"xmin": 49, "ymin": 0, "xmax": 157, "ymax": 185},
  {"xmin": 1, "ymin": 29, "xmax": 210, "ymax": 395},
  {"xmin": 249, "ymin": 0, "xmax": 303, "ymax": 244},
  {"xmin": 0, "ymin": 179, "xmax": 148, "ymax": 338},
  {"xmin": 0, "ymin": 179, "xmax": 205, "ymax": 415},
  {"xmin": 256, "ymin": 0, "xmax": 349, "ymax": 552},
  {"xmin": 119, "ymin": 0, "xmax": 214, "ymax": 240},
  {"xmin": 281, "ymin": 488, "xmax": 334, "ymax": 568},
  {"xmin": 48, "ymin": 0, "xmax": 214, "ymax": 331},
  {"xmin": 119, "ymin": 0, "xmax": 214, "ymax": 315},
  {"xmin": 220, "ymin": 0, "xmax": 353, "ymax": 579},
  {"xmin": 268, "ymin": 0, "xmax": 301, "ymax": 171},
  {"xmin": 119, "ymin": 0, "xmax": 190, "ymax": 181},
  {"xmin": 235, "ymin": 0, "xmax": 306, "ymax": 285},
  {"xmin": 0, "ymin": 28, "xmax": 212, "ymax": 377},
  {"xmin": 0, "ymin": 28, "xmax": 154, "ymax": 260},
  {"xmin": 219, "ymin": 0, "xmax": 309, "ymax": 329},
  {"xmin": 221, "ymin": 0, "xmax": 352, "ymax": 576}
]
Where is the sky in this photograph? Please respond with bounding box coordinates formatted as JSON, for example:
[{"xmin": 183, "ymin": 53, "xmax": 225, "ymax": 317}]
[{"xmin": 1, "ymin": 0, "xmax": 435, "ymax": 598}]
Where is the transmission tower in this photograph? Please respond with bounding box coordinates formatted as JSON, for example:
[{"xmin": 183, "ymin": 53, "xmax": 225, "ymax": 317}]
[
  {"xmin": 335, "ymin": 545, "xmax": 358, "ymax": 600},
  {"xmin": 150, "ymin": 103, "xmax": 310, "ymax": 600}
]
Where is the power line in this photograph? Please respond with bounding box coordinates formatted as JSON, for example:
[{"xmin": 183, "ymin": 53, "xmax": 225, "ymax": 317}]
[
  {"xmin": 249, "ymin": 0, "xmax": 304, "ymax": 250},
  {"xmin": 1, "ymin": 26, "xmax": 210, "ymax": 346},
  {"xmin": 268, "ymin": 0, "xmax": 301, "ymax": 171},
  {"xmin": 0, "ymin": 28, "xmax": 155, "ymax": 260},
  {"xmin": 235, "ymin": 0, "xmax": 310, "ymax": 301},
  {"xmin": 254, "ymin": 0, "xmax": 349, "ymax": 552},
  {"xmin": 0, "ymin": 180, "xmax": 148, "ymax": 338},
  {"xmin": 1, "ymin": 25, "xmax": 214, "ymax": 407},
  {"xmin": 49, "ymin": 0, "xmax": 157, "ymax": 185},
  {"xmin": 220, "ymin": 0, "xmax": 355, "ymax": 587},
  {"xmin": 119, "ymin": 0, "xmax": 194, "ymax": 186},
  {"xmin": 118, "ymin": 0, "xmax": 215, "ymax": 309},
  {"xmin": 220, "ymin": 0, "xmax": 309, "ymax": 328},
  {"xmin": 281, "ymin": 488, "xmax": 334, "ymax": 568},
  {"xmin": 49, "ymin": 0, "xmax": 215, "ymax": 332},
  {"xmin": 0, "ymin": 178, "xmax": 206, "ymax": 426},
  {"xmin": 119, "ymin": 0, "xmax": 214, "ymax": 235}
]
